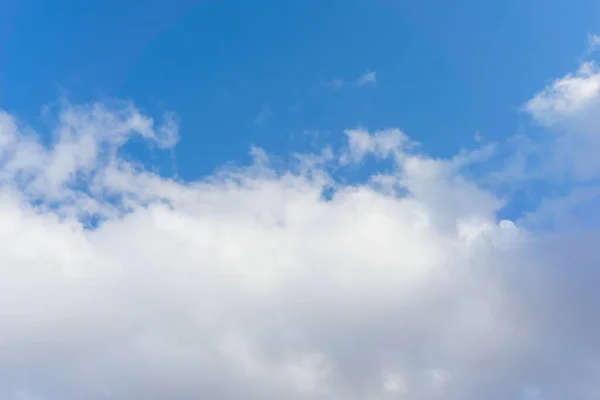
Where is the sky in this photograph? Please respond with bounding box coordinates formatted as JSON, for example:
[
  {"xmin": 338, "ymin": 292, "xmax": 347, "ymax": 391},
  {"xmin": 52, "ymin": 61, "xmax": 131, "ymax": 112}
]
[{"xmin": 2, "ymin": 0, "xmax": 600, "ymax": 399}]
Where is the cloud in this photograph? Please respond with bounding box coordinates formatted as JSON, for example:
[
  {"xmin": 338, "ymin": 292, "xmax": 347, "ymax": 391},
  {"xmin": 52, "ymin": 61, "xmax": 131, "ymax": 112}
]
[
  {"xmin": 524, "ymin": 61, "xmax": 600, "ymax": 180},
  {"xmin": 330, "ymin": 78, "xmax": 344, "ymax": 90},
  {"xmin": 356, "ymin": 70, "xmax": 377, "ymax": 87},
  {"xmin": 326, "ymin": 71, "xmax": 377, "ymax": 90},
  {"xmin": 1, "ymin": 60, "xmax": 600, "ymax": 399},
  {"xmin": 525, "ymin": 61, "xmax": 600, "ymax": 126},
  {"xmin": 254, "ymin": 103, "xmax": 272, "ymax": 124},
  {"xmin": 587, "ymin": 33, "xmax": 600, "ymax": 54}
]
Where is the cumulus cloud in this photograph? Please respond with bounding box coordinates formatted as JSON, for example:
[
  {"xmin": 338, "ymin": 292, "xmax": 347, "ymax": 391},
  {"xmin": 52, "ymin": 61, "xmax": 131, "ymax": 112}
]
[
  {"xmin": 525, "ymin": 61, "xmax": 600, "ymax": 127},
  {"xmin": 524, "ymin": 61, "xmax": 600, "ymax": 180},
  {"xmin": 1, "ymin": 62, "xmax": 600, "ymax": 399}
]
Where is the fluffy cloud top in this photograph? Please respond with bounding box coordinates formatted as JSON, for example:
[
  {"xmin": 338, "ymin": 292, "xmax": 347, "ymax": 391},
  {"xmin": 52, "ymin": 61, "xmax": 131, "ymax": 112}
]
[
  {"xmin": 526, "ymin": 62, "xmax": 600, "ymax": 127},
  {"xmin": 524, "ymin": 61, "xmax": 600, "ymax": 180},
  {"xmin": 1, "ymin": 61, "xmax": 600, "ymax": 399}
]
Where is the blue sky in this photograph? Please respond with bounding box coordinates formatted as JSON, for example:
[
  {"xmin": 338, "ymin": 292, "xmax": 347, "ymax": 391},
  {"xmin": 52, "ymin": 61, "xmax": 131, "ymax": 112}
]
[
  {"xmin": 3, "ymin": 0, "xmax": 599, "ymax": 180},
  {"xmin": 4, "ymin": 1, "xmax": 600, "ymax": 399}
]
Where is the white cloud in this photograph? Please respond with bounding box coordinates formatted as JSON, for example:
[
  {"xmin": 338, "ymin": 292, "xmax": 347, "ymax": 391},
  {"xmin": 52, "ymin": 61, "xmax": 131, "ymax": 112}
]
[
  {"xmin": 254, "ymin": 103, "xmax": 272, "ymax": 124},
  {"xmin": 1, "ymin": 61, "xmax": 600, "ymax": 399},
  {"xmin": 327, "ymin": 71, "xmax": 377, "ymax": 90},
  {"xmin": 587, "ymin": 33, "xmax": 600, "ymax": 54},
  {"xmin": 356, "ymin": 70, "xmax": 377, "ymax": 87},
  {"xmin": 525, "ymin": 61, "xmax": 600, "ymax": 126},
  {"xmin": 524, "ymin": 61, "xmax": 600, "ymax": 180}
]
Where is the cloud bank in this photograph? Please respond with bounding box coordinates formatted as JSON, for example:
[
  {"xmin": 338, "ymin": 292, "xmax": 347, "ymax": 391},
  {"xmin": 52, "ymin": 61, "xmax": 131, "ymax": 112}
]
[{"xmin": 1, "ymin": 60, "xmax": 600, "ymax": 399}]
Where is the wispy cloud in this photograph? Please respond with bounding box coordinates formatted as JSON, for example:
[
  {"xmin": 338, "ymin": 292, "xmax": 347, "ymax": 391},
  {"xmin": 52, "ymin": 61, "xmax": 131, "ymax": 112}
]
[
  {"xmin": 326, "ymin": 70, "xmax": 377, "ymax": 90},
  {"xmin": 356, "ymin": 70, "xmax": 377, "ymax": 87},
  {"xmin": 330, "ymin": 78, "xmax": 344, "ymax": 90},
  {"xmin": 587, "ymin": 33, "xmax": 600, "ymax": 54},
  {"xmin": 254, "ymin": 103, "xmax": 272, "ymax": 124}
]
